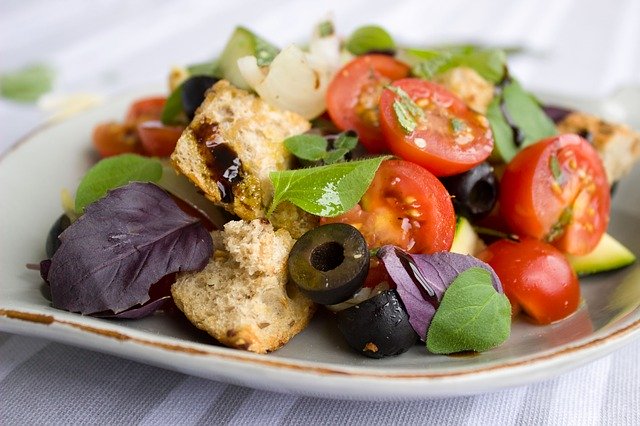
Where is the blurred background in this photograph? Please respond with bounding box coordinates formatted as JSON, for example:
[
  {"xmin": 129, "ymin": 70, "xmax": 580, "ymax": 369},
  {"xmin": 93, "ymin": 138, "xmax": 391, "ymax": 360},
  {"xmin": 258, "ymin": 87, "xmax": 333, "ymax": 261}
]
[{"xmin": 1, "ymin": 0, "xmax": 639, "ymax": 147}]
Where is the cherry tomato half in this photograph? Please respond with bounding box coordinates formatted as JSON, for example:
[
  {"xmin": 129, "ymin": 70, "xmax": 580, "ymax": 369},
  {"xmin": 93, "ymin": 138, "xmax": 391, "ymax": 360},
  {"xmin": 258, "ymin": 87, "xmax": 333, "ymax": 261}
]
[
  {"xmin": 92, "ymin": 122, "xmax": 144, "ymax": 158},
  {"xmin": 326, "ymin": 55, "xmax": 410, "ymax": 153},
  {"xmin": 379, "ymin": 78, "xmax": 494, "ymax": 176},
  {"xmin": 137, "ymin": 121, "xmax": 184, "ymax": 157},
  {"xmin": 499, "ymin": 134, "xmax": 610, "ymax": 255},
  {"xmin": 92, "ymin": 96, "xmax": 180, "ymax": 158},
  {"xmin": 479, "ymin": 238, "xmax": 580, "ymax": 324},
  {"xmin": 125, "ymin": 96, "xmax": 167, "ymax": 123},
  {"xmin": 322, "ymin": 159, "xmax": 455, "ymax": 254}
]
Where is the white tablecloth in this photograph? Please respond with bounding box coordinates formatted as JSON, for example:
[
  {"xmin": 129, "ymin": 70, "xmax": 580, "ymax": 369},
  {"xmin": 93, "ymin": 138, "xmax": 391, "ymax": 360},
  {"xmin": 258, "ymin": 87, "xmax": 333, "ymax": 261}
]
[{"xmin": 1, "ymin": 0, "xmax": 639, "ymax": 424}]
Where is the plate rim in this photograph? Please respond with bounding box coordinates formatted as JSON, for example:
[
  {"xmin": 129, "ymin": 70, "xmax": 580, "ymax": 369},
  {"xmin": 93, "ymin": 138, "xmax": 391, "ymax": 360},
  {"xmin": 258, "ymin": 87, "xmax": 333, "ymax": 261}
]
[{"xmin": 2, "ymin": 93, "xmax": 639, "ymax": 398}]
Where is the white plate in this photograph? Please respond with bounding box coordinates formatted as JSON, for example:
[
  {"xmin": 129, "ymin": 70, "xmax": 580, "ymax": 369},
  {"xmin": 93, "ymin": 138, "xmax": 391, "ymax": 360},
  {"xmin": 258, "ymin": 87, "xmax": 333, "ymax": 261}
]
[{"xmin": 1, "ymin": 89, "xmax": 639, "ymax": 400}]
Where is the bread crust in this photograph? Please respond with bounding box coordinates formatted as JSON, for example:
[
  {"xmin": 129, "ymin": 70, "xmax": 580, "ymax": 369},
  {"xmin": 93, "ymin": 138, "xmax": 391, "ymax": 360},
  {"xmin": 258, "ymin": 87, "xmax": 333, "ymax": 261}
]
[{"xmin": 171, "ymin": 219, "xmax": 315, "ymax": 354}]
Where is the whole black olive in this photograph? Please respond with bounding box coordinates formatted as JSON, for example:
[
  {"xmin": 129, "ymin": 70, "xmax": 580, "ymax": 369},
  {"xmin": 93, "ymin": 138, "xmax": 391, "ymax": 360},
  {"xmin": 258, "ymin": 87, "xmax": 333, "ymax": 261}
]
[
  {"xmin": 45, "ymin": 214, "xmax": 71, "ymax": 258},
  {"xmin": 181, "ymin": 75, "xmax": 219, "ymax": 119},
  {"xmin": 335, "ymin": 289, "xmax": 417, "ymax": 358},
  {"xmin": 441, "ymin": 162, "xmax": 498, "ymax": 220},
  {"xmin": 288, "ymin": 223, "xmax": 369, "ymax": 305}
]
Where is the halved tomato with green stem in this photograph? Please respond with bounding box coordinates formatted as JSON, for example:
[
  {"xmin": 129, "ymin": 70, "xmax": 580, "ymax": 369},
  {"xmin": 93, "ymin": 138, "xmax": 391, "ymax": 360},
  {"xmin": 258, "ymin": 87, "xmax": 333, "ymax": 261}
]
[
  {"xmin": 499, "ymin": 134, "xmax": 610, "ymax": 255},
  {"xmin": 326, "ymin": 55, "xmax": 410, "ymax": 153},
  {"xmin": 322, "ymin": 159, "xmax": 455, "ymax": 254},
  {"xmin": 379, "ymin": 78, "xmax": 494, "ymax": 176}
]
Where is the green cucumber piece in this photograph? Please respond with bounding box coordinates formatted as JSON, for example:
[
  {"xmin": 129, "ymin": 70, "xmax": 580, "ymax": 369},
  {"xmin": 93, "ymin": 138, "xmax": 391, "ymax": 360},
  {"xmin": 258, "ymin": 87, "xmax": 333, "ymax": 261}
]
[
  {"xmin": 567, "ymin": 233, "xmax": 636, "ymax": 276},
  {"xmin": 218, "ymin": 27, "xmax": 278, "ymax": 89},
  {"xmin": 450, "ymin": 217, "xmax": 485, "ymax": 255}
]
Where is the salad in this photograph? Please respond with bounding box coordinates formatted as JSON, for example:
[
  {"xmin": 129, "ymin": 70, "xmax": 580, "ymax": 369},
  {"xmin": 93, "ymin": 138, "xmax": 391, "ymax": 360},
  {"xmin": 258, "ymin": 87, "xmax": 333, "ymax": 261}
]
[{"xmin": 37, "ymin": 21, "xmax": 639, "ymax": 358}]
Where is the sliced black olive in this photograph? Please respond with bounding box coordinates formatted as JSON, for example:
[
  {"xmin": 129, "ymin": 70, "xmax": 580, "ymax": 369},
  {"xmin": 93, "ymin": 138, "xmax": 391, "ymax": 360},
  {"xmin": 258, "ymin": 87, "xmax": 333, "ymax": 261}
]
[
  {"xmin": 441, "ymin": 162, "xmax": 498, "ymax": 220},
  {"xmin": 181, "ymin": 75, "xmax": 219, "ymax": 120},
  {"xmin": 288, "ymin": 223, "xmax": 369, "ymax": 305},
  {"xmin": 45, "ymin": 213, "xmax": 71, "ymax": 258},
  {"xmin": 335, "ymin": 289, "xmax": 417, "ymax": 358}
]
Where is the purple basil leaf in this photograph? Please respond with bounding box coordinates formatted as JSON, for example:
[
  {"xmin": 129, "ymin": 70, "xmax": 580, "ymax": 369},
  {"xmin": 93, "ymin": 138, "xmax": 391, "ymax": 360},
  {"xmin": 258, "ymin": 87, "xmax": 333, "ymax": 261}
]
[
  {"xmin": 94, "ymin": 296, "xmax": 172, "ymax": 319},
  {"xmin": 48, "ymin": 182, "xmax": 213, "ymax": 315},
  {"xmin": 543, "ymin": 105, "xmax": 573, "ymax": 124},
  {"xmin": 377, "ymin": 246, "xmax": 502, "ymax": 341},
  {"xmin": 39, "ymin": 259, "xmax": 51, "ymax": 283}
]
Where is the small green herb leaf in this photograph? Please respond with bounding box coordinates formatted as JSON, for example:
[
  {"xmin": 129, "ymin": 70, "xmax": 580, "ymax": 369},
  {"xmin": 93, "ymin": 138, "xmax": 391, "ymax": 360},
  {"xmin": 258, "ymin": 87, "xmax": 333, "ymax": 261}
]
[
  {"xmin": 501, "ymin": 79, "xmax": 557, "ymax": 147},
  {"xmin": 317, "ymin": 20, "xmax": 335, "ymax": 38},
  {"xmin": 268, "ymin": 156, "xmax": 389, "ymax": 217},
  {"xmin": 545, "ymin": 207, "xmax": 573, "ymax": 243},
  {"xmin": 486, "ymin": 96, "xmax": 517, "ymax": 162},
  {"xmin": 346, "ymin": 25, "xmax": 395, "ymax": 55},
  {"xmin": 426, "ymin": 267, "xmax": 511, "ymax": 354},
  {"xmin": 253, "ymin": 33, "xmax": 280, "ymax": 67},
  {"xmin": 334, "ymin": 131, "xmax": 358, "ymax": 151},
  {"xmin": 549, "ymin": 154, "xmax": 564, "ymax": 184},
  {"xmin": 75, "ymin": 154, "xmax": 163, "ymax": 213},
  {"xmin": 323, "ymin": 148, "xmax": 350, "ymax": 165},
  {"xmin": 450, "ymin": 118, "xmax": 466, "ymax": 133},
  {"xmin": 408, "ymin": 46, "xmax": 506, "ymax": 83},
  {"xmin": 0, "ymin": 64, "xmax": 55, "ymax": 103},
  {"xmin": 283, "ymin": 134, "xmax": 328, "ymax": 161},
  {"xmin": 387, "ymin": 86, "xmax": 424, "ymax": 134},
  {"xmin": 161, "ymin": 83, "xmax": 186, "ymax": 125}
]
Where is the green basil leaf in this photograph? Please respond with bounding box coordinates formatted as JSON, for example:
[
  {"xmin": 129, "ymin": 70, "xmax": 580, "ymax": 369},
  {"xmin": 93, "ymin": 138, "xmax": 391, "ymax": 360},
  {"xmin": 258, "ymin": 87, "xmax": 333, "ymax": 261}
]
[
  {"xmin": 268, "ymin": 156, "xmax": 389, "ymax": 217},
  {"xmin": 283, "ymin": 134, "xmax": 328, "ymax": 161},
  {"xmin": 324, "ymin": 148, "xmax": 350, "ymax": 165},
  {"xmin": 0, "ymin": 64, "xmax": 54, "ymax": 103},
  {"xmin": 502, "ymin": 79, "xmax": 557, "ymax": 147},
  {"xmin": 408, "ymin": 47, "xmax": 506, "ymax": 83},
  {"xmin": 161, "ymin": 83, "xmax": 186, "ymax": 125},
  {"xmin": 486, "ymin": 96, "xmax": 517, "ymax": 163},
  {"xmin": 427, "ymin": 267, "xmax": 511, "ymax": 354},
  {"xmin": 346, "ymin": 25, "xmax": 395, "ymax": 55},
  {"xmin": 334, "ymin": 131, "xmax": 358, "ymax": 151},
  {"xmin": 75, "ymin": 154, "xmax": 163, "ymax": 213}
]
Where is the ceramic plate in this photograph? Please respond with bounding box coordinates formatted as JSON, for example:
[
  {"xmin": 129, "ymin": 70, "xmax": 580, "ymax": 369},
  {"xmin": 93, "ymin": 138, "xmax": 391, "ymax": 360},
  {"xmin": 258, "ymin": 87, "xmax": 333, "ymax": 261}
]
[{"xmin": 1, "ymin": 89, "xmax": 639, "ymax": 400}]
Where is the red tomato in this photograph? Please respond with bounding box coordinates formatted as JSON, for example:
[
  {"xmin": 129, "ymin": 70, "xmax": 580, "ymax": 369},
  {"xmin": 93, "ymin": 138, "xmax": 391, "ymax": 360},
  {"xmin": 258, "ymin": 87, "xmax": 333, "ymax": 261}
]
[
  {"xmin": 137, "ymin": 121, "xmax": 184, "ymax": 157},
  {"xmin": 479, "ymin": 238, "xmax": 580, "ymax": 324},
  {"xmin": 326, "ymin": 55, "xmax": 410, "ymax": 153},
  {"xmin": 92, "ymin": 122, "xmax": 144, "ymax": 157},
  {"xmin": 92, "ymin": 96, "xmax": 170, "ymax": 158},
  {"xmin": 379, "ymin": 78, "xmax": 494, "ymax": 176},
  {"xmin": 499, "ymin": 134, "xmax": 610, "ymax": 255},
  {"xmin": 125, "ymin": 96, "xmax": 167, "ymax": 123},
  {"xmin": 322, "ymin": 159, "xmax": 455, "ymax": 254}
]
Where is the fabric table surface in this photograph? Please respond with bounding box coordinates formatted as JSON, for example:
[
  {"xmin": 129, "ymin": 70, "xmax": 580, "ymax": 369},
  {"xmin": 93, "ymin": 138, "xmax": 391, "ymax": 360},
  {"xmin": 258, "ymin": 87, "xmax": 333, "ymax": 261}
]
[{"xmin": 1, "ymin": 0, "xmax": 639, "ymax": 424}]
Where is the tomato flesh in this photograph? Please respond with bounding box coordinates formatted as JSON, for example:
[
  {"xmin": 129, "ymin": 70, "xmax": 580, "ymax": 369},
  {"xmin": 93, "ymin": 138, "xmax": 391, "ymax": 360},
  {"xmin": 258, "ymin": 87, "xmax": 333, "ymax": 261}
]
[
  {"xmin": 322, "ymin": 159, "xmax": 455, "ymax": 254},
  {"xmin": 92, "ymin": 96, "xmax": 183, "ymax": 158},
  {"xmin": 499, "ymin": 134, "xmax": 610, "ymax": 255},
  {"xmin": 137, "ymin": 121, "xmax": 184, "ymax": 157},
  {"xmin": 326, "ymin": 55, "xmax": 410, "ymax": 153},
  {"xmin": 479, "ymin": 238, "xmax": 580, "ymax": 324},
  {"xmin": 379, "ymin": 78, "xmax": 494, "ymax": 176}
]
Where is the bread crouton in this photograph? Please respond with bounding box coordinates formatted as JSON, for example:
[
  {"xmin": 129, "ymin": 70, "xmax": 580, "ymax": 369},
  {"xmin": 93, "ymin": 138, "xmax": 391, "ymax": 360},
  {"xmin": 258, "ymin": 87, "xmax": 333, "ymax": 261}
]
[
  {"xmin": 556, "ymin": 112, "xmax": 640, "ymax": 183},
  {"xmin": 171, "ymin": 219, "xmax": 315, "ymax": 354},
  {"xmin": 433, "ymin": 66, "xmax": 494, "ymax": 114},
  {"xmin": 171, "ymin": 80, "xmax": 311, "ymax": 218}
]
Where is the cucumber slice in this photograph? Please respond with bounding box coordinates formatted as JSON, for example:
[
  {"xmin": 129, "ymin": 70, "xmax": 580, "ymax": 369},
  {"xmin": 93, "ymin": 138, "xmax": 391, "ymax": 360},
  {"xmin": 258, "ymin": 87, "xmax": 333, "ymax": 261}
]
[
  {"xmin": 218, "ymin": 27, "xmax": 279, "ymax": 89},
  {"xmin": 567, "ymin": 233, "xmax": 636, "ymax": 276},
  {"xmin": 450, "ymin": 217, "xmax": 486, "ymax": 255}
]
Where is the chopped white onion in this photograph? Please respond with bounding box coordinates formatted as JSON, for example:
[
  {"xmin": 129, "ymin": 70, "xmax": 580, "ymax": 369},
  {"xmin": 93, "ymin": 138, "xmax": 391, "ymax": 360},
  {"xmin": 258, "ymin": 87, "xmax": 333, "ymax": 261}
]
[
  {"xmin": 326, "ymin": 281, "xmax": 391, "ymax": 312},
  {"xmin": 238, "ymin": 45, "xmax": 333, "ymax": 119}
]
